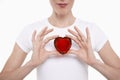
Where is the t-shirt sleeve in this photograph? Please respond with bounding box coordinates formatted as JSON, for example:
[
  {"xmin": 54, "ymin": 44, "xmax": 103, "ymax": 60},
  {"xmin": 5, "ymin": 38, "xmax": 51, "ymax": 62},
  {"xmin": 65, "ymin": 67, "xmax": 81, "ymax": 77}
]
[
  {"xmin": 91, "ymin": 24, "xmax": 108, "ymax": 52},
  {"xmin": 16, "ymin": 25, "xmax": 33, "ymax": 53}
]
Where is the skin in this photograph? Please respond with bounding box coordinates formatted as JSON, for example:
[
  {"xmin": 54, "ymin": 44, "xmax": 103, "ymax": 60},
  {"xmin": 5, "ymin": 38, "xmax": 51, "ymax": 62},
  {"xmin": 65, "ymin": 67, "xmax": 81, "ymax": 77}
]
[
  {"xmin": 0, "ymin": 0, "xmax": 120, "ymax": 80},
  {"xmin": 67, "ymin": 27, "xmax": 120, "ymax": 80}
]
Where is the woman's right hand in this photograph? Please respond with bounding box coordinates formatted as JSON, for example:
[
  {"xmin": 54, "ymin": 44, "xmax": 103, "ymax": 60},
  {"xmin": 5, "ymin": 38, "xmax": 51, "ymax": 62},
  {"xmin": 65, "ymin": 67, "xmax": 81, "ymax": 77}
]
[{"xmin": 30, "ymin": 27, "xmax": 59, "ymax": 68}]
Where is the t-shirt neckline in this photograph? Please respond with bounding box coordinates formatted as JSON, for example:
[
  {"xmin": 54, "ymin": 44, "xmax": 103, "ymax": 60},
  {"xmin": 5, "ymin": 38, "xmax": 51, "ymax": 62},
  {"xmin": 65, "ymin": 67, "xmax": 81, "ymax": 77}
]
[{"xmin": 46, "ymin": 18, "xmax": 77, "ymax": 29}]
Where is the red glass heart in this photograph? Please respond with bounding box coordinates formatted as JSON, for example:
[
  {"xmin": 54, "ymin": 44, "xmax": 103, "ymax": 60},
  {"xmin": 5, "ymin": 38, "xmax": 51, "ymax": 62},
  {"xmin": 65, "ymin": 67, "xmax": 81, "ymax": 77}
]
[{"xmin": 54, "ymin": 37, "xmax": 72, "ymax": 55}]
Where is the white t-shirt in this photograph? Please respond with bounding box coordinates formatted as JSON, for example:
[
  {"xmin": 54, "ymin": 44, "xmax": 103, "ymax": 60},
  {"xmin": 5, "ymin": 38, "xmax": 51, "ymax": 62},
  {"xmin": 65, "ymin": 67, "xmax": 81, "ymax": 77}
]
[{"xmin": 16, "ymin": 18, "xmax": 108, "ymax": 80}]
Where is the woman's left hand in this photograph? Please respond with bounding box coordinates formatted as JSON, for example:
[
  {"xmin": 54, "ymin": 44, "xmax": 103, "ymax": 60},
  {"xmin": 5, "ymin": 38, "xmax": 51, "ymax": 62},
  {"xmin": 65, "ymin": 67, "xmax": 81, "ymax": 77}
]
[{"xmin": 67, "ymin": 26, "xmax": 97, "ymax": 66}]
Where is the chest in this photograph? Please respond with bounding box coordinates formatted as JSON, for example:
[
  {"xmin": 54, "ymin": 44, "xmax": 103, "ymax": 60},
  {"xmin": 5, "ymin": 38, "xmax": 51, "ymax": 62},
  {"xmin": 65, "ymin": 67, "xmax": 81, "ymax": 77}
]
[{"xmin": 44, "ymin": 28, "xmax": 80, "ymax": 51}]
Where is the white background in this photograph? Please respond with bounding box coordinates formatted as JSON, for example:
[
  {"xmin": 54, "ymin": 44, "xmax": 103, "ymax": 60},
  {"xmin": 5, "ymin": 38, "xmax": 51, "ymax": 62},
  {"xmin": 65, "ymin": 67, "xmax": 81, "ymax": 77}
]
[{"xmin": 0, "ymin": 0, "xmax": 120, "ymax": 80}]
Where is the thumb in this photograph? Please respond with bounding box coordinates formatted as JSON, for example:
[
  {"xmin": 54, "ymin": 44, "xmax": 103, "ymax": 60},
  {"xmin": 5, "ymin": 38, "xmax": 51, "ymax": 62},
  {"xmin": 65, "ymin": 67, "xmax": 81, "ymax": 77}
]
[
  {"xmin": 48, "ymin": 50, "xmax": 62, "ymax": 56},
  {"xmin": 68, "ymin": 49, "xmax": 78, "ymax": 55}
]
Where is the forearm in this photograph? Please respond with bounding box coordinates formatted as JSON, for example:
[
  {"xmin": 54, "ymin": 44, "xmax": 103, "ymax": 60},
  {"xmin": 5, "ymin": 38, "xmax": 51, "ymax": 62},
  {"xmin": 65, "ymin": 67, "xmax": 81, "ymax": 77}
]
[
  {"xmin": 91, "ymin": 60, "xmax": 120, "ymax": 80},
  {"xmin": 0, "ymin": 61, "xmax": 35, "ymax": 80}
]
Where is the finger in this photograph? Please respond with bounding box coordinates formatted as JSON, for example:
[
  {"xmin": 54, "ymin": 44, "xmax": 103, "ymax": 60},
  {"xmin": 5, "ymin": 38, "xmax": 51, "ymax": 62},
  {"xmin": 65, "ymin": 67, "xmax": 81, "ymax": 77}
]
[
  {"xmin": 37, "ymin": 28, "xmax": 54, "ymax": 41},
  {"xmin": 39, "ymin": 28, "xmax": 54, "ymax": 41},
  {"xmin": 44, "ymin": 28, "xmax": 53, "ymax": 36},
  {"xmin": 86, "ymin": 27, "xmax": 91, "ymax": 40},
  {"xmin": 74, "ymin": 26, "xmax": 86, "ymax": 41},
  {"xmin": 68, "ymin": 29, "xmax": 82, "ymax": 42},
  {"xmin": 68, "ymin": 29, "xmax": 78, "ymax": 37},
  {"xmin": 66, "ymin": 35, "xmax": 83, "ymax": 48},
  {"xmin": 68, "ymin": 49, "xmax": 78, "ymax": 55},
  {"xmin": 74, "ymin": 27, "xmax": 89, "ymax": 48},
  {"xmin": 37, "ymin": 27, "xmax": 48, "ymax": 38},
  {"xmin": 36, "ymin": 27, "xmax": 48, "ymax": 41},
  {"xmin": 42, "ymin": 35, "xmax": 59, "ymax": 47},
  {"xmin": 48, "ymin": 50, "xmax": 62, "ymax": 56},
  {"xmin": 32, "ymin": 30, "xmax": 36, "ymax": 43}
]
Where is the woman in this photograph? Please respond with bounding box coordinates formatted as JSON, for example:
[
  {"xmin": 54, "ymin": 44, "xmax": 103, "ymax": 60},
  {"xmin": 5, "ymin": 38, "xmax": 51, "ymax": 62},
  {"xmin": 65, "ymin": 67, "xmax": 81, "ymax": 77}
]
[{"xmin": 0, "ymin": 0, "xmax": 120, "ymax": 80}]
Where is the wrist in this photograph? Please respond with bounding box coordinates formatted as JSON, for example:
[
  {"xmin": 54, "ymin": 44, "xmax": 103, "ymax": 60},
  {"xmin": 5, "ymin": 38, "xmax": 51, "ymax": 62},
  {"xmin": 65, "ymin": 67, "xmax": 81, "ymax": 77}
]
[
  {"xmin": 27, "ymin": 61, "xmax": 38, "ymax": 69},
  {"xmin": 90, "ymin": 59, "xmax": 103, "ymax": 68}
]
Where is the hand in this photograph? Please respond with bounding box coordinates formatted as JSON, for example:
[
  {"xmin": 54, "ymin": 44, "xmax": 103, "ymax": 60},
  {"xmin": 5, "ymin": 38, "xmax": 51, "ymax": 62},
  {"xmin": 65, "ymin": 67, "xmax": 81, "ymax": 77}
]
[
  {"xmin": 30, "ymin": 27, "xmax": 59, "ymax": 67},
  {"xmin": 67, "ymin": 26, "xmax": 97, "ymax": 66}
]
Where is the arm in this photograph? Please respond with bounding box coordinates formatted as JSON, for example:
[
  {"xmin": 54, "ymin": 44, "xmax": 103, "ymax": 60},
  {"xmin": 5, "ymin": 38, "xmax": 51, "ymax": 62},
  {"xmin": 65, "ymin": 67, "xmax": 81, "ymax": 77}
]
[
  {"xmin": 98, "ymin": 41, "xmax": 120, "ymax": 69},
  {"xmin": 0, "ymin": 43, "xmax": 33, "ymax": 80},
  {"xmin": 92, "ymin": 41, "xmax": 120, "ymax": 80},
  {"xmin": 0, "ymin": 27, "xmax": 59, "ymax": 80},
  {"xmin": 92, "ymin": 57, "xmax": 120, "ymax": 80},
  {"xmin": 0, "ymin": 43, "xmax": 36, "ymax": 80},
  {"xmin": 67, "ymin": 27, "xmax": 120, "ymax": 80}
]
